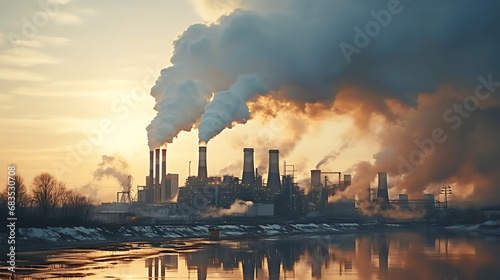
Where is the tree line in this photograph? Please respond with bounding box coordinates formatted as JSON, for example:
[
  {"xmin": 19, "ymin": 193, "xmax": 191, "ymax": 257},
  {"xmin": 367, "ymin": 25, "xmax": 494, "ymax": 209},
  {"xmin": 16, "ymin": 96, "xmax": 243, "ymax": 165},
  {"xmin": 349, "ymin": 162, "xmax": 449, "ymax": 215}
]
[{"xmin": 0, "ymin": 172, "xmax": 93, "ymax": 227}]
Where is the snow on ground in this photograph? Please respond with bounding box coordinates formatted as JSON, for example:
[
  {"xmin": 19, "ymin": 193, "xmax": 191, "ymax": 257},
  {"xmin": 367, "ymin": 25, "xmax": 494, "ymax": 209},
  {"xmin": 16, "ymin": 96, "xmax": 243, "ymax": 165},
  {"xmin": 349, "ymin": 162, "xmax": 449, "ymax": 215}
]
[{"xmin": 18, "ymin": 222, "xmax": 365, "ymax": 245}]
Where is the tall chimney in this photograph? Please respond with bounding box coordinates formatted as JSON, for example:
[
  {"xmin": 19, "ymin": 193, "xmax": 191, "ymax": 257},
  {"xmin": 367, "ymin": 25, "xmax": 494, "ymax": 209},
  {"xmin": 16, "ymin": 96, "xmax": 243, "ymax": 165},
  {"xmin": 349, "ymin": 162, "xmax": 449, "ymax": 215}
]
[
  {"xmin": 198, "ymin": 146, "xmax": 207, "ymax": 179},
  {"xmin": 149, "ymin": 150, "xmax": 154, "ymax": 203},
  {"xmin": 267, "ymin": 149, "xmax": 281, "ymax": 192},
  {"xmin": 311, "ymin": 170, "xmax": 321, "ymax": 190},
  {"xmin": 242, "ymin": 148, "xmax": 255, "ymax": 186},
  {"xmin": 161, "ymin": 148, "xmax": 167, "ymax": 202},
  {"xmin": 155, "ymin": 148, "xmax": 160, "ymax": 203},
  {"xmin": 377, "ymin": 172, "xmax": 389, "ymax": 205},
  {"xmin": 344, "ymin": 174, "xmax": 352, "ymax": 187}
]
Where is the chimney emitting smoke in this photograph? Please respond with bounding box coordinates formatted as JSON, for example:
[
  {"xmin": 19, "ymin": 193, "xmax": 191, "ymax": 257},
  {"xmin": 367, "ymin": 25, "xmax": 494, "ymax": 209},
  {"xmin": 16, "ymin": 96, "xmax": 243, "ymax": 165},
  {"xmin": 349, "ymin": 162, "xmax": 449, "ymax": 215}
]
[
  {"xmin": 161, "ymin": 148, "xmax": 166, "ymax": 202},
  {"xmin": 198, "ymin": 146, "xmax": 207, "ymax": 179},
  {"xmin": 149, "ymin": 150, "xmax": 154, "ymax": 203},
  {"xmin": 155, "ymin": 148, "xmax": 160, "ymax": 202},
  {"xmin": 242, "ymin": 148, "xmax": 255, "ymax": 186},
  {"xmin": 311, "ymin": 170, "xmax": 321, "ymax": 191}
]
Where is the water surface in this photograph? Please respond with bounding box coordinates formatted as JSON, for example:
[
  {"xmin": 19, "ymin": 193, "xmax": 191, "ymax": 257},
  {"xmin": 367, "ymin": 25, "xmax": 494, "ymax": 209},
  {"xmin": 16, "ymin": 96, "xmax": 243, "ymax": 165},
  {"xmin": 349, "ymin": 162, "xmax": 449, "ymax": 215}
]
[{"xmin": 9, "ymin": 230, "xmax": 500, "ymax": 280}]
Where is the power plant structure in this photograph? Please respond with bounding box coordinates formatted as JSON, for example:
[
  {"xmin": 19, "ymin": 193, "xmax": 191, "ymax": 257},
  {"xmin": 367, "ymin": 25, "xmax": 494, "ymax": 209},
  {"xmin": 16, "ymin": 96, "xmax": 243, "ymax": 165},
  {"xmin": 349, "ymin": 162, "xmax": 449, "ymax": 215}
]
[
  {"xmin": 176, "ymin": 146, "xmax": 307, "ymax": 216},
  {"xmin": 368, "ymin": 172, "xmax": 446, "ymax": 212},
  {"xmin": 97, "ymin": 144, "xmax": 448, "ymax": 224},
  {"xmin": 241, "ymin": 148, "xmax": 255, "ymax": 186},
  {"xmin": 137, "ymin": 147, "xmax": 178, "ymax": 204}
]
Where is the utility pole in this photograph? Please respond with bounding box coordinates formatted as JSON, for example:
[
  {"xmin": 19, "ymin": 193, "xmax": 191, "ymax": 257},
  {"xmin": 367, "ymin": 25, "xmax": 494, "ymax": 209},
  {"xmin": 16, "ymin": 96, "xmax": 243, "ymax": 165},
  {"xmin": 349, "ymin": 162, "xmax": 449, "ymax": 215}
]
[
  {"xmin": 440, "ymin": 185, "xmax": 452, "ymax": 208},
  {"xmin": 189, "ymin": 161, "xmax": 191, "ymax": 177}
]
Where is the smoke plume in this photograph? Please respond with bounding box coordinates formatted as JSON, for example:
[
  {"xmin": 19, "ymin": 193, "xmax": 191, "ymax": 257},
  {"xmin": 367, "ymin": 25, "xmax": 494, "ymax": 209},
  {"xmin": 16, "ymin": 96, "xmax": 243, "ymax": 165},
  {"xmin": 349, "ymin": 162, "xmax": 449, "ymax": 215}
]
[
  {"xmin": 148, "ymin": 0, "xmax": 500, "ymax": 205},
  {"xmin": 202, "ymin": 199, "xmax": 253, "ymax": 218},
  {"xmin": 147, "ymin": 79, "xmax": 211, "ymax": 148},
  {"xmin": 93, "ymin": 155, "xmax": 133, "ymax": 192},
  {"xmin": 199, "ymin": 73, "xmax": 268, "ymax": 142},
  {"xmin": 316, "ymin": 141, "xmax": 354, "ymax": 170},
  {"xmin": 356, "ymin": 200, "xmax": 427, "ymax": 220}
]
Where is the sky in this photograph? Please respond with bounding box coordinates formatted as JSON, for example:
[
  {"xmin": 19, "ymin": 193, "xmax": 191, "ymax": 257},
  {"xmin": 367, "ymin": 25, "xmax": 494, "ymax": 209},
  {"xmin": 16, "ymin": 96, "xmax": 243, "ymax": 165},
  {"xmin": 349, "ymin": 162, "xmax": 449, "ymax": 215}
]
[
  {"xmin": 0, "ymin": 0, "xmax": 374, "ymax": 203},
  {"xmin": 1, "ymin": 0, "xmax": 499, "ymax": 206}
]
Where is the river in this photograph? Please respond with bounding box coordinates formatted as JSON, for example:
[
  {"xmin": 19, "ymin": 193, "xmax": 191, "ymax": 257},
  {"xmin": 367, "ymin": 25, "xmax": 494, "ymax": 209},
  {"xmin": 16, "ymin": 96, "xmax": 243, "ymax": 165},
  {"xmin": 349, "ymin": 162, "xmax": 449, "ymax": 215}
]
[{"xmin": 7, "ymin": 229, "xmax": 500, "ymax": 280}]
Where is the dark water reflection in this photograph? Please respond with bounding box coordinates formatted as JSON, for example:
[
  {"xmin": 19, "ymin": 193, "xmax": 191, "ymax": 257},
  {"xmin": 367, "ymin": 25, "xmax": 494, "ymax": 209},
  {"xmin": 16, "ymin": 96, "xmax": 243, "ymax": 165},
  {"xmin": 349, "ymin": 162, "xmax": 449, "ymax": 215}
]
[
  {"xmin": 141, "ymin": 231, "xmax": 500, "ymax": 280},
  {"xmin": 11, "ymin": 230, "xmax": 500, "ymax": 280}
]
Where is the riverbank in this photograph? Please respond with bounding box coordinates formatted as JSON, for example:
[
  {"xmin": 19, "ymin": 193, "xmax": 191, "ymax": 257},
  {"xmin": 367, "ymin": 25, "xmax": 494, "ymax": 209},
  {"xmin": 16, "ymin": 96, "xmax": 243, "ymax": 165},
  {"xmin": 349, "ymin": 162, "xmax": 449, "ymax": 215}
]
[
  {"xmin": 14, "ymin": 222, "xmax": 377, "ymax": 251},
  {"xmin": 8, "ymin": 219, "xmax": 499, "ymax": 251}
]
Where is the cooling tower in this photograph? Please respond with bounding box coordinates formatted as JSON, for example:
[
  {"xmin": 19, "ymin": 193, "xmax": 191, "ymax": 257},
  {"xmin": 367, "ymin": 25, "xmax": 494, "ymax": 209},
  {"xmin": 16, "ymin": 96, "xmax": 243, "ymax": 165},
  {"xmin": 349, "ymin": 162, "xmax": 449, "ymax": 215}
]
[
  {"xmin": 311, "ymin": 170, "xmax": 321, "ymax": 190},
  {"xmin": 399, "ymin": 194, "xmax": 409, "ymax": 209},
  {"xmin": 267, "ymin": 149, "xmax": 281, "ymax": 192},
  {"xmin": 377, "ymin": 172, "xmax": 389, "ymax": 204},
  {"xmin": 198, "ymin": 146, "xmax": 207, "ymax": 179},
  {"xmin": 155, "ymin": 148, "xmax": 160, "ymax": 202},
  {"xmin": 242, "ymin": 148, "xmax": 255, "ymax": 186}
]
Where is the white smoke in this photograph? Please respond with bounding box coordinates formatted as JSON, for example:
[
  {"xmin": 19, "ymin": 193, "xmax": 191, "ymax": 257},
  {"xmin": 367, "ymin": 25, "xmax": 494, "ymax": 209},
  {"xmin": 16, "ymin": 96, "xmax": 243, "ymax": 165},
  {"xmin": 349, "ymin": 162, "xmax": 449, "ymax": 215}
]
[
  {"xmin": 93, "ymin": 155, "xmax": 132, "ymax": 192},
  {"xmin": 202, "ymin": 199, "xmax": 253, "ymax": 218},
  {"xmin": 147, "ymin": 79, "xmax": 211, "ymax": 148},
  {"xmin": 199, "ymin": 73, "xmax": 268, "ymax": 142},
  {"xmin": 147, "ymin": 0, "xmax": 500, "ymax": 156}
]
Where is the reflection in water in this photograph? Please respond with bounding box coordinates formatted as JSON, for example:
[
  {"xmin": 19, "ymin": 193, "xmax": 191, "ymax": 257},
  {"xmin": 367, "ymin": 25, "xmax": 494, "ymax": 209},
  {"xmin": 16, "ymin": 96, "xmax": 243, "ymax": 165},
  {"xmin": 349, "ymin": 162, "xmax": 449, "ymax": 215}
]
[
  {"xmin": 145, "ymin": 255, "xmax": 178, "ymax": 279},
  {"xmin": 9, "ymin": 230, "xmax": 500, "ymax": 279},
  {"xmin": 141, "ymin": 231, "xmax": 500, "ymax": 280}
]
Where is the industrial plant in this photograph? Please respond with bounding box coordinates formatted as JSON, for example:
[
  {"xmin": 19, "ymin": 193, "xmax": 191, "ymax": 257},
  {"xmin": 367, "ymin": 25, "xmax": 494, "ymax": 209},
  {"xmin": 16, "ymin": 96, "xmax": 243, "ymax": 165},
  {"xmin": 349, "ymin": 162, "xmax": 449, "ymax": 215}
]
[{"xmin": 94, "ymin": 144, "xmax": 447, "ymax": 224}]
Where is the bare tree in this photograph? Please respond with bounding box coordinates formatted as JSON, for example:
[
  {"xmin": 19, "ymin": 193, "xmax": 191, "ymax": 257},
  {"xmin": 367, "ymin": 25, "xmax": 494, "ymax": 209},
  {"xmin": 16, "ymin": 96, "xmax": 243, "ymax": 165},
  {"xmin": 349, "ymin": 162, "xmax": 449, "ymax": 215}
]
[
  {"xmin": 60, "ymin": 189, "xmax": 93, "ymax": 221},
  {"xmin": 2, "ymin": 174, "xmax": 31, "ymax": 209},
  {"xmin": 32, "ymin": 172, "xmax": 66, "ymax": 218}
]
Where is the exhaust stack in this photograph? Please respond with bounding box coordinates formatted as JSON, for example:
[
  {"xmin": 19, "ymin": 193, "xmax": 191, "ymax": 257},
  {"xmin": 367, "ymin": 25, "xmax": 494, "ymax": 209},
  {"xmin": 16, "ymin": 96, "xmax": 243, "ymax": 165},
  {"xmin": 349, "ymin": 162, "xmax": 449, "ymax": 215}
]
[
  {"xmin": 311, "ymin": 170, "xmax": 321, "ymax": 190},
  {"xmin": 155, "ymin": 148, "xmax": 160, "ymax": 202},
  {"xmin": 198, "ymin": 146, "xmax": 207, "ymax": 179},
  {"xmin": 377, "ymin": 172, "xmax": 389, "ymax": 204},
  {"xmin": 344, "ymin": 174, "xmax": 352, "ymax": 187},
  {"xmin": 161, "ymin": 148, "xmax": 167, "ymax": 202},
  {"xmin": 267, "ymin": 149, "xmax": 281, "ymax": 192},
  {"xmin": 149, "ymin": 150, "xmax": 154, "ymax": 203},
  {"xmin": 242, "ymin": 148, "xmax": 255, "ymax": 186}
]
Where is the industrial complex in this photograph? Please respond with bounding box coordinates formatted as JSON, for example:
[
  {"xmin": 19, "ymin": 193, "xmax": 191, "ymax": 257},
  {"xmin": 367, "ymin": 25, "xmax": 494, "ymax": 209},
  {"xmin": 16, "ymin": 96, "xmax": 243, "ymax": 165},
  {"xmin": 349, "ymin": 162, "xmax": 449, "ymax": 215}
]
[{"xmin": 95, "ymin": 144, "xmax": 445, "ymax": 224}]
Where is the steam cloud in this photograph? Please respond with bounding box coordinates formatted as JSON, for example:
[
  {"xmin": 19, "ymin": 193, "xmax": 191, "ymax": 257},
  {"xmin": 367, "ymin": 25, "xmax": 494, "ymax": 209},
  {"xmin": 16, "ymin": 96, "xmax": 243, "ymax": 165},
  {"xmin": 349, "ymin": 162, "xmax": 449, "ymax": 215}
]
[
  {"xmin": 202, "ymin": 199, "xmax": 253, "ymax": 218},
  {"xmin": 147, "ymin": 0, "xmax": 500, "ymax": 205},
  {"xmin": 93, "ymin": 155, "xmax": 133, "ymax": 192}
]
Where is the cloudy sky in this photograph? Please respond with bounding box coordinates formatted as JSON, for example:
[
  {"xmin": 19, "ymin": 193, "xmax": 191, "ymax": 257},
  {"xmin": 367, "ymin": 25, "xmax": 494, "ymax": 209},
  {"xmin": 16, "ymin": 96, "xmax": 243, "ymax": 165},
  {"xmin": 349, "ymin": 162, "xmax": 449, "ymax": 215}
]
[
  {"xmin": 0, "ymin": 0, "xmax": 370, "ymax": 202},
  {"xmin": 1, "ymin": 0, "xmax": 499, "ymax": 205}
]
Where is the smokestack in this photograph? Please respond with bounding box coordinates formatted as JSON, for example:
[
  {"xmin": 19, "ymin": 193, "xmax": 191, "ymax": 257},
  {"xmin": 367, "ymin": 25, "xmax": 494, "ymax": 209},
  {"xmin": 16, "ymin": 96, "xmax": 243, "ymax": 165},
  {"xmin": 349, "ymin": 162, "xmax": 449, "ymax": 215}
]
[
  {"xmin": 198, "ymin": 146, "xmax": 207, "ymax": 179},
  {"xmin": 161, "ymin": 148, "xmax": 166, "ymax": 202},
  {"xmin": 155, "ymin": 148, "xmax": 160, "ymax": 203},
  {"xmin": 149, "ymin": 150, "xmax": 154, "ymax": 203},
  {"xmin": 377, "ymin": 172, "xmax": 389, "ymax": 205},
  {"xmin": 242, "ymin": 148, "xmax": 255, "ymax": 186},
  {"xmin": 311, "ymin": 170, "xmax": 321, "ymax": 190},
  {"xmin": 425, "ymin": 194, "xmax": 435, "ymax": 210},
  {"xmin": 344, "ymin": 174, "xmax": 352, "ymax": 187},
  {"xmin": 267, "ymin": 149, "xmax": 281, "ymax": 192},
  {"xmin": 399, "ymin": 194, "xmax": 409, "ymax": 209}
]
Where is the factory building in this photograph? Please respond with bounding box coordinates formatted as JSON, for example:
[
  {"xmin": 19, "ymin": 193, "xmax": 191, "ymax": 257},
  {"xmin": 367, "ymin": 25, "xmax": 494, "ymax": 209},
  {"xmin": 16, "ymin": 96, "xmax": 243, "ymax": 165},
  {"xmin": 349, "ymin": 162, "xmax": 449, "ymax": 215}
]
[
  {"xmin": 137, "ymin": 147, "xmax": 179, "ymax": 204},
  {"xmin": 94, "ymin": 142, "xmax": 450, "ymax": 224}
]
